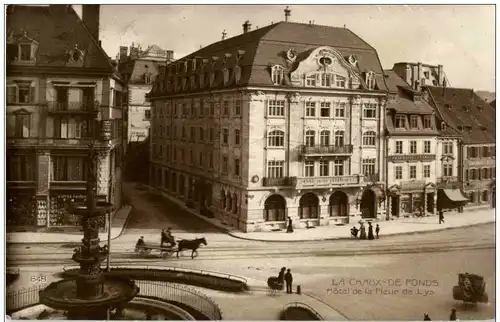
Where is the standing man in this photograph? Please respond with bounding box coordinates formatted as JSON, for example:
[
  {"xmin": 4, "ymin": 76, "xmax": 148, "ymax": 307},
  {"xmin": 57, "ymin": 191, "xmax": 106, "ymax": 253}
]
[
  {"xmin": 285, "ymin": 269, "xmax": 293, "ymax": 294},
  {"xmin": 439, "ymin": 210, "xmax": 445, "ymax": 224},
  {"xmin": 375, "ymin": 224, "xmax": 380, "ymax": 239}
]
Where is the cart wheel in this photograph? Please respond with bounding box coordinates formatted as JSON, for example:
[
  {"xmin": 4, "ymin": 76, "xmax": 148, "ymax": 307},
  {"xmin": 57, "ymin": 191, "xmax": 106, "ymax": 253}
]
[{"xmin": 162, "ymin": 250, "xmax": 173, "ymax": 258}]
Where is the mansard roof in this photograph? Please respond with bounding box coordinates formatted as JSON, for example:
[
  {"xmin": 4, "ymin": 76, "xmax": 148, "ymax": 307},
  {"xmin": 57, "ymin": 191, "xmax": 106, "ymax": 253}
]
[
  {"xmin": 426, "ymin": 86, "xmax": 496, "ymax": 144},
  {"xmin": 150, "ymin": 21, "xmax": 388, "ymax": 97},
  {"xmin": 6, "ymin": 5, "xmax": 113, "ymax": 72}
]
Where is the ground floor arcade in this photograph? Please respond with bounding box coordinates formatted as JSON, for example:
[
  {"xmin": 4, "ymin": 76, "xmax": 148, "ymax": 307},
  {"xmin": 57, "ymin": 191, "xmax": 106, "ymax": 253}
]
[{"xmin": 150, "ymin": 164, "xmax": 386, "ymax": 232}]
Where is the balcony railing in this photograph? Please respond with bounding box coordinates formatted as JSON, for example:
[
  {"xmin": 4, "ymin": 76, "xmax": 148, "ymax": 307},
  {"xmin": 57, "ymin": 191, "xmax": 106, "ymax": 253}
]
[
  {"xmin": 262, "ymin": 177, "xmax": 293, "ymax": 187},
  {"xmin": 437, "ymin": 176, "xmax": 461, "ymax": 189},
  {"xmin": 47, "ymin": 101, "xmax": 99, "ymax": 113},
  {"xmin": 300, "ymin": 144, "xmax": 353, "ymax": 156},
  {"xmin": 293, "ymin": 175, "xmax": 364, "ymax": 189},
  {"xmin": 387, "ymin": 154, "xmax": 436, "ymax": 162},
  {"xmin": 7, "ymin": 137, "xmax": 112, "ymax": 149}
]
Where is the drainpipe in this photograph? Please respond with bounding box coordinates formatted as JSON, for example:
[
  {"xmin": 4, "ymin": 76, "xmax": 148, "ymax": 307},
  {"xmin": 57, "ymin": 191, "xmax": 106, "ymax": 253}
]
[{"xmin": 286, "ymin": 94, "xmax": 291, "ymax": 182}]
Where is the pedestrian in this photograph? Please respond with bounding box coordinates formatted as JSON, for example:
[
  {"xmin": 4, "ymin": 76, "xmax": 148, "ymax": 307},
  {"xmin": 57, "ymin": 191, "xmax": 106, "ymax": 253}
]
[
  {"xmin": 375, "ymin": 224, "xmax": 380, "ymax": 239},
  {"xmin": 449, "ymin": 308, "xmax": 457, "ymax": 321},
  {"xmin": 424, "ymin": 313, "xmax": 431, "ymax": 321},
  {"xmin": 359, "ymin": 223, "xmax": 367, "ymax": 240},
  {"xmin": 367, "ymin": 222, "xmax": 374, "ymax": 240},
  {"xmin": 285, "ymin": 269, "xmax": 293, "ymax": 294},
  {"xmin": 278, "ymin": 267, "xmax": 286, "ymax": 285},
  {"xmin": 287, "ymin": 217, "xmax": 294, "ymax": 233},
  {"xmin": 439, "ymin": 210, "xmax": 445, "ymax": 224}
]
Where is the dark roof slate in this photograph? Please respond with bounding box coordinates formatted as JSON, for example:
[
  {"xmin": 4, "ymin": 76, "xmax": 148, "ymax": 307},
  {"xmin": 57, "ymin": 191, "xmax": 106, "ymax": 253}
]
[
  {"xmin": 384, "ymin": 70, "xmax": 435, "ymax": 115},
  {"xmin": 151, "ymin": 21, "xmax": 388, "ymax": 96},
  {"xmin": 427, "ymin": 86, "xmax": 496, "ymax": 144},
  {"xmin": 6, "ymin": 5, "xmax": 113, "ymax": 72}
]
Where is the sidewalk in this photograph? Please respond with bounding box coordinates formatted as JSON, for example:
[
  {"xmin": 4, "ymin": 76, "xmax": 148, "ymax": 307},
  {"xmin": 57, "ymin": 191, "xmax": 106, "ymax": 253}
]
[
  {"xmin": 6, "ymin": 205, "xmax": 132, "ymax": 244},
  {"xmin": 156, "ymin": 188, "xmax": 495, "ymax": 242}
]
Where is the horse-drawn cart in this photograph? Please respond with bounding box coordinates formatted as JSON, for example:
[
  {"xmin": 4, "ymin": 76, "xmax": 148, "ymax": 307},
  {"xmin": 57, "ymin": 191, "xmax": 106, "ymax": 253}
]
[{"xmin": 134, "ymin": 243, "xmax": 178, "ymax": 258}]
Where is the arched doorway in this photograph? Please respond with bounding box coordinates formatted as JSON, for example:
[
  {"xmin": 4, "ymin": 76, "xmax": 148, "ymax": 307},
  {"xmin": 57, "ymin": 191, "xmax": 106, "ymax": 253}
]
[
  {"xmin": 329, "ymin": 191, "xmax": 348, "ymax": 217},
  {"xmin": 220, "ymin": 189, "xmax": 226, "ymax": 209},
  {"xmin": 360, "ymin": 189, "xmax": 377, "ymax": 218},
  {"xmin": 264, "ymin": 194, "xmax": 286, "ymax": 222},
  {"xmin": 226, "ymin": 192, "xmax": 232, "ymax": 211},
  {"xmin": 299, "ymin": 193, "xmax": 319, "ymax": 219}
]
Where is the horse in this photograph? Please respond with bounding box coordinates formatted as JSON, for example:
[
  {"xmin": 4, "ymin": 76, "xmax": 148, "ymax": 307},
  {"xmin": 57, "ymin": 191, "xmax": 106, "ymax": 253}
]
[{"xmin": 176, "ymin": 237, "xmax": 207, "ymax": 259}]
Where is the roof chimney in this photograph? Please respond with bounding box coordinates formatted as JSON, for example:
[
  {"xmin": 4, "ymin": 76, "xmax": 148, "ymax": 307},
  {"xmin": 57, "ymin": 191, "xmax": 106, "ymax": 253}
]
[
  {"xmin": 284, "ymin": 6, "xmax": 291, "ymax": 22},
  {"xmin": 82, "ymin": 5, "xmax": 100, "ymax": 41},
  {"xmin": 222, "ymin": 30, "xmax": 227, "ymax": 40},
  {"xmin": 243, "ymin": 20, "xmax": 251, "ymax": 33}
]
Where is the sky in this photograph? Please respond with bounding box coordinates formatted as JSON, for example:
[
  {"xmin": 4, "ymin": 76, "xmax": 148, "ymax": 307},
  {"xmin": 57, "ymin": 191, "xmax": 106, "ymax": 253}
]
[{"xmin": 76, "ymin": 5, "xmax": 495, "ymax": 92}]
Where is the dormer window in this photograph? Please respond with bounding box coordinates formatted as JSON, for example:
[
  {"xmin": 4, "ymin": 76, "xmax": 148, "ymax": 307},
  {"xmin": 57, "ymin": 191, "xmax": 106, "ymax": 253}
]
[
  {"xmin": 365, "ymin": 71, "xmax": 375, "ymax": 90},
  {"xmin": 336, "ymin": 76, "xmax": 346, "ymax": 88},
  {"xmin": 199, "ymin": 73, "xmax": 205, "ymax": 88},
  {"xmin": 8, "ymin": 32, "xmax": 39, "ymax": 64},
  {"xmin": 305, "ymin": 74, "xmax": 316, "ymax": 87},
  {"xmin": 463, "ymin": 105, "xmax": 469, "ymax": 112},
  {"xmin": 441, "ymin": 122, "xmax": 446, "ymax": 130},
  {"xmin": 209, "ymin": 72, "xmax": 215, "ymax": 87},
  {"xmin": 410, "ymin": 115, "xmax": 419, "ymax": 129},
  {"xmin": 395, "ymin": 115, "xmax": 406, "ymax": 129},
  {"xmin": 424, "ymin": 115, "xmax": 432, "ymax": 129},
  {"xmin": 457, "ymin": 125, "xmax": 463, "ymax": 132},
  {"xmin": 235, "ymin": 65, "xmax": 242, "ymax": 84},
  {"xmin": 184, "ymin": 61, "xmax": 188, "ymax": 73},
  {"xmin": 20, "ymin": 44, "xmax": 31, "ymax": 61},
  {"xmin": 144, "ymin": 73, "xmax": 152, "ymax": 84},
  {"xmin": 192, "ymin": 59, "xmax": 197, "ymax": 71},
  {"xmin": 321, "ymin": 74, "xmax": 331, "ymax": 87},
  {"xmin": 223, "ymin": 68, "xmax": 229, "ymax": 85},
  {"xmin": 271, "ymin": 65, "xmax": 284, "ymax": 85}
]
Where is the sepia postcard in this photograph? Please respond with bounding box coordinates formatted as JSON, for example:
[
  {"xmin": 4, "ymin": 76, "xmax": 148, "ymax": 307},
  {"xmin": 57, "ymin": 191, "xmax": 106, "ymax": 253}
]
[{"xmin": 4, "ymin": 3, "xmax": 496, "ymax": 321}]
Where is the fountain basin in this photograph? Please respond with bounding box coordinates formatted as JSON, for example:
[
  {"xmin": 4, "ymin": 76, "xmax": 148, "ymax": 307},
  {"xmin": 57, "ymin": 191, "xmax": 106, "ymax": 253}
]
[{"xmin": 39, "ymin": 276, "xmax": 139, "ymax": 310}]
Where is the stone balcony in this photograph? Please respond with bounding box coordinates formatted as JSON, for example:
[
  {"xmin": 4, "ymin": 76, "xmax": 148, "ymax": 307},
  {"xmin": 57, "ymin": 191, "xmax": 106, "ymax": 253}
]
[
  {"xmin": 387, "ymin": 154, "xmax": 436, "ymax": 162},
  {"xmin": 47, "ymin": 101, "xmax": 100, "ymax": 115},
  {"xmin": 436, "ymin": 176, "xmax": 461, "ymax": 189},
  {"xmin": 292, "ymin": 174, "xmax": 364, "ymax": 190},
  {"xmin": 262, "ymin": 177, "xmax": 293, "ymax": 187},
  {"xmin": 300, "ymin": 144, "xmax": 353, "ymax": 157}
]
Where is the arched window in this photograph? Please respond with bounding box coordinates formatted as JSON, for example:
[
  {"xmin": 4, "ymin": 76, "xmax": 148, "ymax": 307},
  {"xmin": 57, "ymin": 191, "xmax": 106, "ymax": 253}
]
[
  {"xmin": 363, "ymin": 131, "xmax": 376, "ymax": 146},
  {"xmin": 305, "ymin": 130, "xmax": 315, "ymax": 146},
  {"xmin": 220, "ymin": 189, "xmax": 226, "ymax": 209},
  {"xmin": 271, "ymin": 65, "xmax": 284, "ymax": 85},
  {"xmin": 232, "ymin": 193, "xmax": 238, "ymax": 214},
  {"xmin": 268, "ymin": 130, "xmax": 285, "ymax": 147},
  {"xmin": 223, "ymin": 68, "xmax": 229, "ymax": 85},
  {"xmin": 226, "ymin": 192, "xmax": 232, "ymax": 211},
  {"xmin": 482, "ymin": 190, "xmax": 489, "ymax": 202},
  {"xmin": 334, "ymin": 130, "xmax": 345, "ymax": 147},
  {"xmin": 320, "ymin": 130, "xmax": 330, "ymax": 146},
  {"xmin": 264, "ymin": 194, "xmax": 287, "ymax": 222}
]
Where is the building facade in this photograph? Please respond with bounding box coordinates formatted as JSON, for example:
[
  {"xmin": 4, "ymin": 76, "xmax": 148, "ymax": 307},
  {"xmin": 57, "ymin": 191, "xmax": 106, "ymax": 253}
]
[
  {"xmin": 149, "ymin": 15, "xmax": 389, "ymax": 232},
  {"xmin": 384, "ymin": 71, "xmax": 443, "ymax": 217},
  {"xmin": 118, "ymin": 44, "xmax": 174, "ymax": 143},
  {"xmin": 426, "ymin": 86, "xmax": 496, "ymax": 211},
  {"xmin": 6, "ymin": 5, "xmax": 126, "ymax": 229}
]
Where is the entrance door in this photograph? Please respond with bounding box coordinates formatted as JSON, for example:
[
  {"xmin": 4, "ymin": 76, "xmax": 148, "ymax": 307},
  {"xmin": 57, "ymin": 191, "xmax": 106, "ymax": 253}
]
[
  {"xmin": 329, "ymin": 191, "xmax": 349, "ymax": 217},
  {"xmin": 426, "ymin": 193, "xmax": 435, "ymax": 214},
  {"xmin": 391, "ymin": 196, "xmax": 400, "ymax": 217},
  {"xmin": 360, "ymin": 189, "xmax": 377, "ymax": 218}
]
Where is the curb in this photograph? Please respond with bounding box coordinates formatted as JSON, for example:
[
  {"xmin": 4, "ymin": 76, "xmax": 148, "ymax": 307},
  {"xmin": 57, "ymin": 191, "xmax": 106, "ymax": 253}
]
[
  {"xmin": 148, "ymin": 186, "xmax": 494, "ymax": 243},
  {"xmin": 6, "ymin": 205, "xmax": 133, "ymax": 246}
]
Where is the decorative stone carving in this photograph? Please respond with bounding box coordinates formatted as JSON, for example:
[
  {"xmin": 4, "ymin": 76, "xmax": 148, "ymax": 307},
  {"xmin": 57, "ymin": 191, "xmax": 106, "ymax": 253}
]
[
  {"xmin": 286, "ymin": 92, "xmax": 301, "ymax": 103},
  {"xmin": 249, "ymin": 91, "xmax": 266, "ymax": 102}
]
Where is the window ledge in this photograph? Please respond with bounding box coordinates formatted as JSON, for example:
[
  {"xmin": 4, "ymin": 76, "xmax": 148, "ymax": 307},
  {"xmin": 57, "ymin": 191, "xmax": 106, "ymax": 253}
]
[{"xmin": 266, "ymin": 146, "xmax": 285, "ymax": 150}]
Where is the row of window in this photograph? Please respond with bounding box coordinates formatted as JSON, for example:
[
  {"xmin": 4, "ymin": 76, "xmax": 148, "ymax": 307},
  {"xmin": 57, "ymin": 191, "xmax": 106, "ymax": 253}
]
[
  {"xmin": 267, "ymin": 158, "xmax": 377, "ymax": 178},
  {"xmin": 468, "ymin": 190, "xmax": 491, "ymax": 204},
  {"xmin": 268, "ymin": 101, "xmax": 378, "ymax": 118},
  {"xmin": 394, "ymin": 114, "xmax": 433, "ymax": 130},
  {"xmin": 394, "ymin": 164, "xmax": 434, "ymax": 180},
  {"xmin": 6, "ymin": 155, "xmax": 89, "ymax": 182},
  {"xmin": 465, "ymin": 167, "xmax": 495, "ymax": 181},
  {"xmin": 152, "ymin": 145, "xmax": 241, "ymax": 177},
  {"xmin": 394, "ymin": 140, "xmax": 432, "ymax": 154},
  {"xmin": 154, "ymin": 100, "xmax": 242, "ymax": 119},
  {"xmin": 466, "ymin": 146, "xmax": 495, "ymax": 158}
]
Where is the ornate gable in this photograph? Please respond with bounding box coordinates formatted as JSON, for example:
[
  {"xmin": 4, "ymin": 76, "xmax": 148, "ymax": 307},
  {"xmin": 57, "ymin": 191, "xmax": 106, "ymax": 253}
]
[{"xmin": 290, "ymin": 46, "xmax": 363, "ymax": 90}]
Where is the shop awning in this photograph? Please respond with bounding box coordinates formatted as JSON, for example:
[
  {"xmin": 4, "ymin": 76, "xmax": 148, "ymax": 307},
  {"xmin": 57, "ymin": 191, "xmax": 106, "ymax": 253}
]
[{"xmin": 443, "ymin": 189, "xmax": 469, "ymax": 202}]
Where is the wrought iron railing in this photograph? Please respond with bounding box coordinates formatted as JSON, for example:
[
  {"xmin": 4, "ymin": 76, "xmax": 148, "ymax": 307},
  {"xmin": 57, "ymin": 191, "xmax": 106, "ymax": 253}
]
[
  {"xmin": 47, "ymin": 101, "xmax": 99, "ymax": 113},
  {"xmin": 301, "ymin": 144, "xmax": 353, "ymax": 155},
  {"xmin": 6, "ymin": 280, "xmax": 222, "ymax": 320}
]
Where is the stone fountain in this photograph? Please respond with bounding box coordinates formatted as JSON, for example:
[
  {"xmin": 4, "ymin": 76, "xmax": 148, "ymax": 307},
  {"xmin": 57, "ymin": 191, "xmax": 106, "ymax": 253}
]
[{"xmin": 39, "ymin": 144, "xmax": 139, "ymax": 320}]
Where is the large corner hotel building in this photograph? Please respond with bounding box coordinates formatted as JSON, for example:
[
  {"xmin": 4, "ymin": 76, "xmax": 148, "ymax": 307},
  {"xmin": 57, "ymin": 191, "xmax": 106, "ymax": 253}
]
[
  {"xmin": 149, "ymin": 18, "xmax": 389, "ymax": 232},
  {"xmin": 148, "ymin": 13, "xmax": 494, "ymax": 233}
]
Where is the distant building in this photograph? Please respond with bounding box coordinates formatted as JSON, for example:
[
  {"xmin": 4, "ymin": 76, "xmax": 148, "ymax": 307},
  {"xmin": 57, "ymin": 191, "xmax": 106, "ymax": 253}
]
[
  {"xmin": 117, "ymin": 44, "xmax": 174, "ymax": 143},
  {"xmin": 392, "ymin": 62, "xmax": 449, "ymax": 90},
  {"xmin": 6, "ymin": 5, "xmax": 126, "ymax": 229},
  {"xmin": 148, "ymin": 10, "xmax": 391, "ymax": 232},
  {"xmin": 426, "ymin": 87, "xmax": 496, "ymax": 210},
  {"xmin": 384, "ymin": 70, "xmax": 446, "ymax": 217}
]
